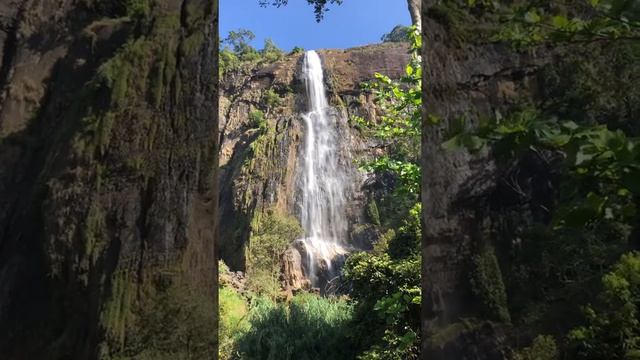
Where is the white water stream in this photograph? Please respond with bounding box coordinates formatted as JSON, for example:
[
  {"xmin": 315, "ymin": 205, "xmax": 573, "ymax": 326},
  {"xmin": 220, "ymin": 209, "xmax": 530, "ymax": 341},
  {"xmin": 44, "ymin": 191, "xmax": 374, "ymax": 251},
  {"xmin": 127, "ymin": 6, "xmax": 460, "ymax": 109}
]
[{"xmin": 297, "ymin": 50, "xmax": 350, "ymax": 289}]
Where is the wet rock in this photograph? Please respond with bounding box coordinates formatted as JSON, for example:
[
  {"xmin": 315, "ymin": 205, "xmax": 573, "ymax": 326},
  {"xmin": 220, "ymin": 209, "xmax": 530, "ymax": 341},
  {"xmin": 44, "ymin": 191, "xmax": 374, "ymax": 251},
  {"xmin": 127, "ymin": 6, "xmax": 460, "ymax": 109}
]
[{"xmin": 281, "ymin": 244, "xmax": 311, "ymax": 297}]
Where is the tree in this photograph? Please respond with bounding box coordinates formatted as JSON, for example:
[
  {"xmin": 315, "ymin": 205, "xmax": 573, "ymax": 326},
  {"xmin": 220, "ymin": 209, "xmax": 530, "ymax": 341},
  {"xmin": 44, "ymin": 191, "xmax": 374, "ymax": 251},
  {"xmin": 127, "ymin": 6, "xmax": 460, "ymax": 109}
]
[
  {"xmin": 261, "ymin": 38, "xmax": 284, "ymax": 62},
  {"xmin": 223, "ymin": 29, "xmax": 259, "ymax": 61},
  {"xmin": 381, "ymin": 25, "xmax": 411, "ymax": 42}
]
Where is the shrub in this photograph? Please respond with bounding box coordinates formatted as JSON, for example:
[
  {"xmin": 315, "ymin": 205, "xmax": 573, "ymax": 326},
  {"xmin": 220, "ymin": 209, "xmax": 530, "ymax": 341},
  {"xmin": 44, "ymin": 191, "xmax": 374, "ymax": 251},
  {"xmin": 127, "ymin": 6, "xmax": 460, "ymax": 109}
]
[
  {"xmin": 219, "ymin": 286, "xmax": 249, "ymax": 360},
  {"xmin": 568, "ymin": 252, "xmax": 640, "ymax": 359},
  {"xmin": 246, "ymin": 210, "xmax": 303, "ymax": 297},
  {"xmin": 289, "ymin": 46, "xmax": 305, "ymax": 55},
  {"xmin": 380, "ymin": 25, "xmax": 410, "ymax": 43},
  {"xmin": 366, "ymin": 198, "xmax": 381, "ymax": 226},
  {"xmin": 261, "ymin": 39, "xmax": 284, "ymax": 63},
  {"xmin": 515, "ymin": 335, "xmax": 558, "ymax": 360},
  {"xmin": 262, "ymin": 89, "xmax": 281, "ymax": 110},
  {"xmin": 235, "ymin": 293, "xmax": 355, "ymax": 360},
  {"xmin": 248, "ymin": 110, "xmax": 266, "ymax": 130}
]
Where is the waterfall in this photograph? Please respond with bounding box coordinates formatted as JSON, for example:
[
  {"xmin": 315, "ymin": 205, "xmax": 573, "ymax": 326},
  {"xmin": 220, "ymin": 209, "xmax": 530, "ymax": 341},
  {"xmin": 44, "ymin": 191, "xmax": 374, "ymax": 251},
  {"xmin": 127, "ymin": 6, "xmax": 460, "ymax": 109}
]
[{"xmin": 297, "ymin": 50, "xmax": 350, "ymax": 291}]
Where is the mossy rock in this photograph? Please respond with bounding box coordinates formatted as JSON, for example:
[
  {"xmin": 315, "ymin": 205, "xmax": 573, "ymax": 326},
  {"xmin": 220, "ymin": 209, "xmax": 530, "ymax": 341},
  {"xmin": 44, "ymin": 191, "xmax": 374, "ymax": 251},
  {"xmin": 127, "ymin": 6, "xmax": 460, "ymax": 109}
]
[{"xmin": 469, "ymin": 247, "xmax": 511, "ymax": 323}]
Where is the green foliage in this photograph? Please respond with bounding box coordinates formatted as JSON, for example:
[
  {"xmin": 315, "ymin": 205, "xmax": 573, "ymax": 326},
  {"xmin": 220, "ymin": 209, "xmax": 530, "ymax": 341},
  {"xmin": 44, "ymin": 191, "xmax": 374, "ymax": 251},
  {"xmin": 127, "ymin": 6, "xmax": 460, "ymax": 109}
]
[
  {"xmin": 223, "ymin": 29, "xmax": 260, "ymax": 61},
  {"xmin": 436, "ymin": 2, "xmax": 640, "ymax": 357},
  {"xmin": 343, "ymin": 24, "xmax": 423, "ymax": 360},
  {"xmin": 445, "ymin": 110, "xmax": 640, "ymax": 230},
  {"xmin": 470, "ymin": 248, "xmax": 511, "ymax": 323},
  {"xmin": 246, "ymin": 210, "xmax": 303, "ymax": 298},
  {"xmin": 539, "ymin": 40, "xmax": 640, "ymax": 134},
  {"xmin": 358, "ymin": 25, "xmax": 422, "ymax": 195},
  {"xmin": 342, "ymin": 252, "xmax": 421, "ymax": 358},
  {"xmin": 289, "ymin": 46, "xmax": 305, "ymax": 55},
  {"xmin": 258, "ymin": 0, "xmax": 344, "ymax": 22},
  {"xmin": 366, "ymin": 198, "xmax": 381, "ymax": 226},
  {"xmin": 568, "ymin": 252, "xmax": 640, "ymax": 359},
  {"xmin": 219, "ymin": 48, "xmax": 241, "ymax": 75},
  {"xmin": 357, "ymin": 286, "xmax": 421, "ymax": 360},
  {"xmin": 343, "ymin": 252, "xmax": 420, "ymax": 301},
  {"xmin": 261, "ymin": 89, "xmax": 282, "ymax": 110},
  {"xmin": 386, "ymin": 202, "xmax": 421, "ymax": 259},
  {"xmin": 124, "ymin": 0, "xmax": 150, "ymax": 18},
  {"xmin": 360, "ymin": 157, "xmax": 420, "ymax": 195},
  {"xmin": 515, "ymin": 335, "xmax": 559, "ymax": 360},
  {"xmin": 380, "ymin": 25, "xmax": 411, "ymax": 42},
  {"xmin": 248, "ymin": 110, "xmax": 267, "ymax": 130},
  {"xmin": 357, "ymin": 328, "xmax": 419, "ymax": 360},
  {"xmin": 494, "ymin": 0, "xmax": 640, "ymax": 48},
  {"xmin": 220, "ymin": 30, "xmax": 286, "ymax": 76},
  {"xmin": 261, "ymin": 38, "xmax": 284, "ymax": 63},
  {"xmin": 220, "ymin": 286, "xmax": 249, "ymax": 360},
  {"xmin": 235, "ymin": 293, "xmax": 355, "ymax": 360}
]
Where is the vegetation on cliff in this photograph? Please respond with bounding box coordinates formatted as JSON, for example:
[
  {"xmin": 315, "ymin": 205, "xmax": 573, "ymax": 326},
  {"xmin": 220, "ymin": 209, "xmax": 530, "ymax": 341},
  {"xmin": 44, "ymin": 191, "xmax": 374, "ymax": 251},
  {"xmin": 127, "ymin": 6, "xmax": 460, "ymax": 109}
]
[{"xmin": 430, "ymin": 0, "xmax": 640, "ymax": 358}]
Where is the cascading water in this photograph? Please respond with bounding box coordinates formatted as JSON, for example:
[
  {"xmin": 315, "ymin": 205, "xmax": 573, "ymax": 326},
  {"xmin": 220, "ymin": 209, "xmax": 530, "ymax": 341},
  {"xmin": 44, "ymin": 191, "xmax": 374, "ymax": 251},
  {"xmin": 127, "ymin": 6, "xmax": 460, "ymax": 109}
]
[{"xmin": 296, "ymin": 50, "xmax": 350, "ymax": 291}]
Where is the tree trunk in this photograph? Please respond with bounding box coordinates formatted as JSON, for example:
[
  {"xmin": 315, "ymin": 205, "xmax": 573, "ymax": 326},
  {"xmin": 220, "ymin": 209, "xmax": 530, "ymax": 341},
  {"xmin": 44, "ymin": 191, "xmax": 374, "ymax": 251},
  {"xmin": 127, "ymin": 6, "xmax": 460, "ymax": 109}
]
[{"xmin": 408, "ymin": 0, "xmax": 421, "ymax": 30}]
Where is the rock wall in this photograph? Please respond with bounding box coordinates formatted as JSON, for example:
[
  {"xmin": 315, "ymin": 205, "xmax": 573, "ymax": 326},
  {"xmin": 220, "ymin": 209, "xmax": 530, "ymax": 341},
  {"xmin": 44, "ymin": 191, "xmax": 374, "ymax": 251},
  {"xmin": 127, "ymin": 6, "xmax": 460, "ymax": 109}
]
[
  {"xmin": 0, "ymin": 1, "xmax": 218, "ymax": 358},
  {"xmin": 420, "ymin": 1, "xmax": 549, "ymax": 359},
  {"xmin": 218, "ymin": 43, "xmax": 411, "ymax": 273}
]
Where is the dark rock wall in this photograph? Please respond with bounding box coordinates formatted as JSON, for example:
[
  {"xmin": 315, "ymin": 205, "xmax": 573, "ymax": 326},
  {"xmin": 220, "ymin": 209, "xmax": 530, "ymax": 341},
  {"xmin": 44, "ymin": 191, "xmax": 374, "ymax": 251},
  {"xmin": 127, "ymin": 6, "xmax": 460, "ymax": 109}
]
[
  {"xmin": 0, "ymin": 1, "xmax": 218, "ymax": 358},
  {"xmin": 421, "ymin": 1, "xmax": 547, "ymax": 358}
]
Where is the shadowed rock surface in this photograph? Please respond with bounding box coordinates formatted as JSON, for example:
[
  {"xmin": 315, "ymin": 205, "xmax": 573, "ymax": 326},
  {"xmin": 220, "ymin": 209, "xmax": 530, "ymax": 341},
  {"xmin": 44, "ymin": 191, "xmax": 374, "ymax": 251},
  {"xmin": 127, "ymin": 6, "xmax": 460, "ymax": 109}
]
[
  {"xmin": 421, "ymin": 1, "xmax": 550, "ymax": 358},
  {"xmin": 0, "ymin": 1, "xmax": 218, "ymax": 358}
]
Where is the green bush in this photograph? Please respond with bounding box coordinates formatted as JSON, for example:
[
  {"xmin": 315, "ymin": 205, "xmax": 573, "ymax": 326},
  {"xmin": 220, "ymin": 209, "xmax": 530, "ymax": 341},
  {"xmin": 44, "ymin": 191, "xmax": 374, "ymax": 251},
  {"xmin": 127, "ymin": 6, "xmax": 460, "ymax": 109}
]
[
  {"xmin": 515, "ymin": 335, "xmax": 558, "ymax": 360},
  {"xmin": 469, "ymin": 247, "xmax": 510, "ymax": 323},
  {"xmin": 235, "ymin": 293, "xmax": 355, "ymax": 360},
  {"xmin": 262, "ymin": 89, "xmax": 282, "ymax": 110},
  {"xmin": 289, "ymin": 46, "xmax": 305, "ymax": 55},
  {"xmin": 248, "ymin": 110, "xmax": 266, "ymax": 130},
  {"xmin": 380, "ymin": 25, "xmax": 410, "ymax": 43},
  {"xmin": 366, "ymin": 198, "xmax": 381, "ymax": 226},
  {"xmin": 568, "ymin": 252, "xmax": 640, "ymax": 359},
  {"xmin": 261, "ymin": 39, "xmax": 284, "ymax": 63},
  {"xmin": 219, "ymin": 30, "xmax": 286, "ymax": 76},
  {"xmin": 246, "ymin": 210, "xmax": 303, "ymax": 298},
  {"xmin": 220, "ymin": 286, "xmax": 249, "ymax": 360}
]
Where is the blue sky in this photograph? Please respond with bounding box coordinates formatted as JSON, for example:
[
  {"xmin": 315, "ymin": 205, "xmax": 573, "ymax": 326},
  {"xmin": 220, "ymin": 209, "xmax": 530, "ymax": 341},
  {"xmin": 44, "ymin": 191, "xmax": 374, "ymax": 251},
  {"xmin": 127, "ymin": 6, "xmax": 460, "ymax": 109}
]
[{"xmin": 220, "ymin": 0, "xmax": 411, "ymax": 51}]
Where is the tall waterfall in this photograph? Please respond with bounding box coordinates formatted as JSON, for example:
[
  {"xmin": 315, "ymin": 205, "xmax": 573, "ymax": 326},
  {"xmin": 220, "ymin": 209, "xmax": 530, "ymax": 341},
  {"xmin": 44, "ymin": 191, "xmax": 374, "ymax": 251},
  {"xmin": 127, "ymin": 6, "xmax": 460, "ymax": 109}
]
[{"xmin": 297, "ymin": 50, "xmax": 350, "ymax": 290}]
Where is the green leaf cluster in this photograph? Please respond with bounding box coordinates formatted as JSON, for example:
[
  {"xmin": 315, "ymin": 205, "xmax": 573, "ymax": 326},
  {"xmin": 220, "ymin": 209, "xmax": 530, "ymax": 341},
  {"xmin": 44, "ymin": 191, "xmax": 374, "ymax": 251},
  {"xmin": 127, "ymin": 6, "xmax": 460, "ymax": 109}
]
[{"xmin": 358, "ymin": 25, "xmax": 422, "ymax": 195}]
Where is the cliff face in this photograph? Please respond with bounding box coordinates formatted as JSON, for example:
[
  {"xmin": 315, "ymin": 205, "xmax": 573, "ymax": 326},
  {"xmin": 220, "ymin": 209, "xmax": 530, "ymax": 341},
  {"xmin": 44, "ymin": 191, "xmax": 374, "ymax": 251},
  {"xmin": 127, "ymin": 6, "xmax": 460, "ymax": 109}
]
[
  {"xmin": 218, "ymin": 43, "xmax": 410, "ymax": 273},
  {"xmin": 0, "ymin": 1, "xmax": 218, "ymax": 358},
  {"xmin": 420, "ymin": 2, "xmax": 548, "ymax": 359}
]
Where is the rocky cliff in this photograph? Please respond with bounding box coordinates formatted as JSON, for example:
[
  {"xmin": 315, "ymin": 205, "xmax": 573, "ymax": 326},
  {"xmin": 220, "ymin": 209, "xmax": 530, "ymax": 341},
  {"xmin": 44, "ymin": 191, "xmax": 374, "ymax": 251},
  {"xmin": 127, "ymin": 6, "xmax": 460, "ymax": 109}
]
[
  {"xmin": 421, "ymin": 1, "xmax": 550, "ymax": 359},
  {"xmin": 0, "ymin": 1, "xmax": 218, "ymax": 358},
  {"xmin": 218, "ymin": 43, "xmax": 411, "ymax": 285}
]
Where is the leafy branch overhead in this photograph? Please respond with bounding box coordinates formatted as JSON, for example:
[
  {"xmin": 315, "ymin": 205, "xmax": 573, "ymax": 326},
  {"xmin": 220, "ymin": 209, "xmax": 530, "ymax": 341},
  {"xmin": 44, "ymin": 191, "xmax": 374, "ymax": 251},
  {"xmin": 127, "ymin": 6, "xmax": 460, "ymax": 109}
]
[
  {"xmin": 494, "ymin": 0, "xmax": 640, "ymax": 47},
  {"xmin": 444, "ymin": 110, "xmax": 639, "ymax": 229},
  {"xmin": 258, "ymin": 0, "xmax": 344, "ymax": 21}
]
